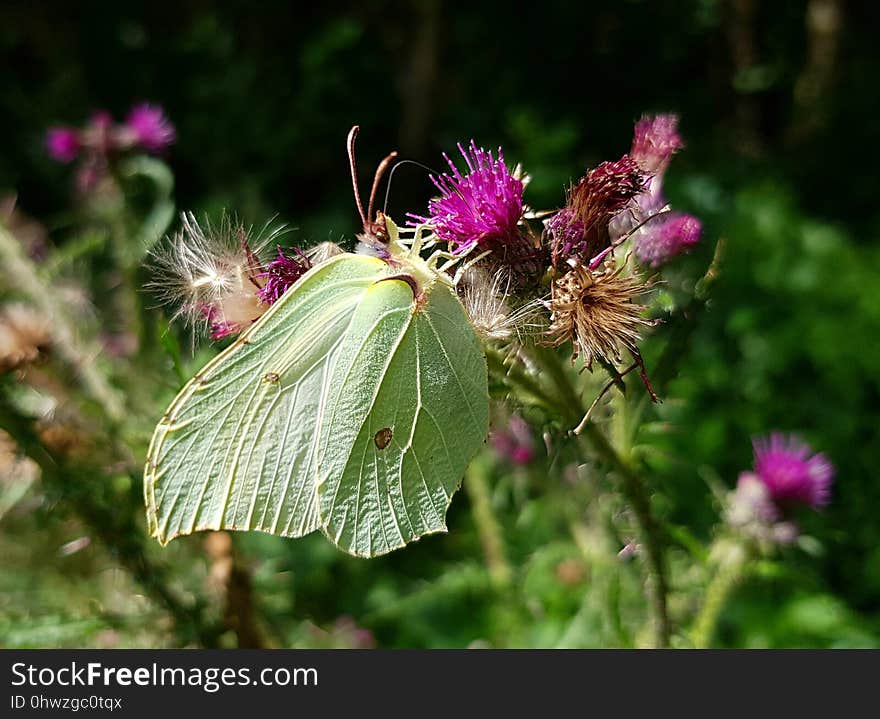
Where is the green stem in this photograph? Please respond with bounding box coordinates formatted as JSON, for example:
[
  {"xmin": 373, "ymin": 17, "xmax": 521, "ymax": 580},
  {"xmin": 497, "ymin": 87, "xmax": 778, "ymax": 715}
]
[
  {"xmin": 692, "ymin": 543, "xmax": 749, "ymax": 648},
  {"xmin": 576, "ymin": 426, "xmax": 671, "ymax": 648},
  {"xmin": 497, "ymin": 346, "xmax": 672, "ymax": 647},
  {"xmin": 465, "ymin": 456, "xmax": 512, "ymax": 590}
]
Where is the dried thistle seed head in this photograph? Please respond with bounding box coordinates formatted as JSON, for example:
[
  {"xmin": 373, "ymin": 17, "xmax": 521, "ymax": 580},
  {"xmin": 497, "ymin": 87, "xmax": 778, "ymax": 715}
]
[
  {"xmin": 0, "ymin": 303, "xmax": 51, "ymax": 373},
  {"xmin": 458, "ymin": 268, "xmax": 546, "ymax": 344},
  {"xmin": 305, "ymin": 241, "xmax": 345, "ymax": 266},
  {"xmin": 546, "ymin": 262, "xmax": 654, "ymax": 371},
  {"xmin": 148, "ymin": 213, "xmax": 285, "ymax": 339}
]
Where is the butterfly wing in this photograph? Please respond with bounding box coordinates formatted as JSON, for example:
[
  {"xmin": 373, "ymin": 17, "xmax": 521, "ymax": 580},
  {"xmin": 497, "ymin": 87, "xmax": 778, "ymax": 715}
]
[
  {"xmin": 145, "ymin": 253, "xmax": 386, "ymax": 544},
  {"xmin": 316, "ymin": 277, "xmax": 490, "ymax": 557}
]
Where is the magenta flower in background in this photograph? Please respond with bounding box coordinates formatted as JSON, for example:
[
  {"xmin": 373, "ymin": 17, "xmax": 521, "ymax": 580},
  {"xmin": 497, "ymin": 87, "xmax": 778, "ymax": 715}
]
[
  {"xmin": 45, "ymin": 103, "xmax": 175, "ymax": 195},
  {"xmin": 492, "ymin": 414, "xmax": 536, "ymax": 466},
  {"xmin": 45, "ymin": 127, "xmax": 80, "ymax": 163},
  {"xmin": 750, "ymin": 433, "xmax": 834, "ymax": 510},
  {"xmin": 634, "ymin": 212, "xmax": 702, "ymax": 267},
  {"xmin": 125, "ymin": 103, "xmax": 176, "ymax": 152},
  {"xmin": 409, "ymin": 140, "xmax": 525, "ymax": 255},
  {"xmin": 257, "ymin": 248, "xmax": 312, "ymax": 306},
  {"xmin": 630, "ymin": 113, "xmax": 684, "ymax": 175}
]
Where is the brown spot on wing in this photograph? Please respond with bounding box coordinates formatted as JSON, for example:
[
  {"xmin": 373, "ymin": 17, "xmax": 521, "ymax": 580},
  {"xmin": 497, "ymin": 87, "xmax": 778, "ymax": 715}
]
[{"xmin": 374, "ymin": 427, "xmax": 393, "ymax": 450}]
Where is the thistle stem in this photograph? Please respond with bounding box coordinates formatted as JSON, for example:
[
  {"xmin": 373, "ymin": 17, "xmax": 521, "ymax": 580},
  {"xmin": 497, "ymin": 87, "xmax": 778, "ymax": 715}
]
[
  {"xmin": 465, "ymin": 456, "xmax": 512, "ymax": 590},
  {"xmin": 575, "ymin": 426, "xmax": 671, "ymax": 648},
  {"xmin": 506, "ymin": 346, "xmax": 672, "ymax": 647},
  {"xmin": 692, "ymin": 544, "xmax": 749, "ymax": 648}
]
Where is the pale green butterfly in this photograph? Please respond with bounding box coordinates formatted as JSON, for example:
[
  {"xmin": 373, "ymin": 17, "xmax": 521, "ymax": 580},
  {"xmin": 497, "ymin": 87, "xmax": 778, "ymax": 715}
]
[{"xmin": 145, "ymin": 177, "xmax": 490, "ymax": 557}]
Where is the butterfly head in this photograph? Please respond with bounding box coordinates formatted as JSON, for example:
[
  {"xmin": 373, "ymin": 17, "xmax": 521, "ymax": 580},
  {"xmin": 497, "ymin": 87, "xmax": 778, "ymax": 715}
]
[{"xmin": 347, "ymin": 125, "xmax": 399, "ymax": 256}]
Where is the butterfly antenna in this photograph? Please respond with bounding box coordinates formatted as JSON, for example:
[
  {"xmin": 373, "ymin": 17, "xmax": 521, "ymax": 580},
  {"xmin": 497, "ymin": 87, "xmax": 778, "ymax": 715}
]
[
  {"xmin": 367, "ymin": 150, "xmax": 398, "ymax": 222},
  {"xmin": 347, "ymin": 125, "xmax": 367, "ymax": 227},
  {"xmin": 383, "ymin": 159, "xmax": 440, "ymax": 216}
]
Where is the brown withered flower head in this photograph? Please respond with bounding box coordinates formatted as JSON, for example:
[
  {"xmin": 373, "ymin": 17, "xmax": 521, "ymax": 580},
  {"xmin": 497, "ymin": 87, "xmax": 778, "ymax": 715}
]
[
  {"xmin": 548, "ymin": 156, "xmax": 646, "ymax": 267},
  {"xmin": 547, "ymin": 261, "xmax": 658, "ymax": 400}
]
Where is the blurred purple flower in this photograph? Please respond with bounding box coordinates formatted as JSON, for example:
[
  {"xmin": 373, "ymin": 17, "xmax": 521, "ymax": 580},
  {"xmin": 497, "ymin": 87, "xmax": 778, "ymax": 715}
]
[
  {"xmin": 45, "ymin": 127, "xmax": 80, "ymax": 163},
  {"xmin": 630, "ymin": 113, "xmax": 683, "ymax": 175},
  {"xmin": 634, "ymin": 212, "xmax": 702, "ymax": 267},
  {"xmin": 409, "ymin": 140, "xmax": 525, "ymax": 255},
  {"xmin": 257, "ymin": 248, "xmax": 312, "ymax": 306},
  {"xmin": 125, "ymin": 103, "xmax": 176, "ymax": 152},
  {"xmin": 492, "ymin": 414, "xmax": 535, "ymax": 466},
  {"xmin": 752, "ymin": 433, "xmax": 834, "ymax": 510}
]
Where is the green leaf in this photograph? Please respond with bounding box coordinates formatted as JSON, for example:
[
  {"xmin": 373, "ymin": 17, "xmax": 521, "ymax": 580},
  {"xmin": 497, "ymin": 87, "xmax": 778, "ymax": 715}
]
[{"xmin": 119, "ymin": 156, "xmax": 176, "ymax": 259}]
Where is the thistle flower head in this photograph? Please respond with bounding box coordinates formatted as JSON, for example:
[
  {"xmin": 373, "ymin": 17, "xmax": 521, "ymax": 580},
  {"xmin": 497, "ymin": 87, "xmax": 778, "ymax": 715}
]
[
  {"xmin": 410, "ymin": 140, "xmax": 525, "ymax": 255},
  {"xmin": 630, "ymin": 114, "xmax": 684, "ymax": 175},
  {"xmin": 634, "ymin": 212, "xmax": 702, "ymax": 267},
  {"xmin": 45, "ymin": 127, "xmax": 80, "ymax": 163},
  {"xmin": 546, "ymin": 261, "xmax": 654, "ymax": 372},
  {"xmin": 548, "ymin": 156, "xmax": 645, "ymax": 266},
  {"xmin": 125, "ymin": 103, "xmax": 176, "ymax": 153},
  {"xmin": 305, "ymin": 241, "xmax": 345, "ymax": 266},
  {"xmin": 257, "ymin": 247, "xmax": 312, "ymax": 306},
  {"xmin": 148, "ymin": 213, "xmax": 279, "ymax": 340},
  {"xmin": 750, "ymin": 433, "xmax": 834, "ymax": 510},
  {"xmin": 726, "ymin": 475, "xmax": 800, "ymax": 546}
]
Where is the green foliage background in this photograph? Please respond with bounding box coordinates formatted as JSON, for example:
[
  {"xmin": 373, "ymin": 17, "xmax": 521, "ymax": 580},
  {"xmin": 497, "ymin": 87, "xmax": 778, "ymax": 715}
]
[{"xmin": 1, "ymin": 0, "xmax": 878, "ymax": 648}]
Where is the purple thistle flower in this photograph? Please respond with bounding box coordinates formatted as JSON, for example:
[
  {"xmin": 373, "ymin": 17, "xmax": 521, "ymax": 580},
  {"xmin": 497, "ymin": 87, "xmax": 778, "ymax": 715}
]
[
  {"xmin": 125, "ymin": 103, "xmax": 176, "ymax": 153},
  {"xmin": 631, "ymin": 114, "xmax": 684, "ymax": 175},
  {"xmin": 548, "ymin": 155, "xmax": 646, "ymax": 266},
  {"xmin": 45, "ymin": 127, "xmax": 80, "ymax": 163},
  {"xmin": 200, "ymin": 305, "xmax": 239, "ymax": 341},
  {"xmin": 257, "ymin": 247, "xmax": 312, "ymax": 306},
  {"xmin": 634, "ymin": 212, "xmax": 702, "ymax": 267},
  {"xmin": 409, "ymin": 140, "xmax": 525, "ymax": 255},
  {"xmin": 751, "ymin": 433, "xmax": 835, "ymax": 510}
]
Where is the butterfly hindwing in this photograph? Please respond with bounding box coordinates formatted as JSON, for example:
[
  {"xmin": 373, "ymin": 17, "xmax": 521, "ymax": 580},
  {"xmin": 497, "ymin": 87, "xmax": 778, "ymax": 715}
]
[{"xmin": 316, "ymin": 277, "xmax": 489, "ymax": 557}]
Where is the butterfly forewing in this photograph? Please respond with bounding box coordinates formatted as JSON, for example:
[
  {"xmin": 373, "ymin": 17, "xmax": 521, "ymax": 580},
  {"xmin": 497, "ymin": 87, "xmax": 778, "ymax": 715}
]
[{"xmin": 145, "ymin": 253, "xmax": 386, "ymax": 544}]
